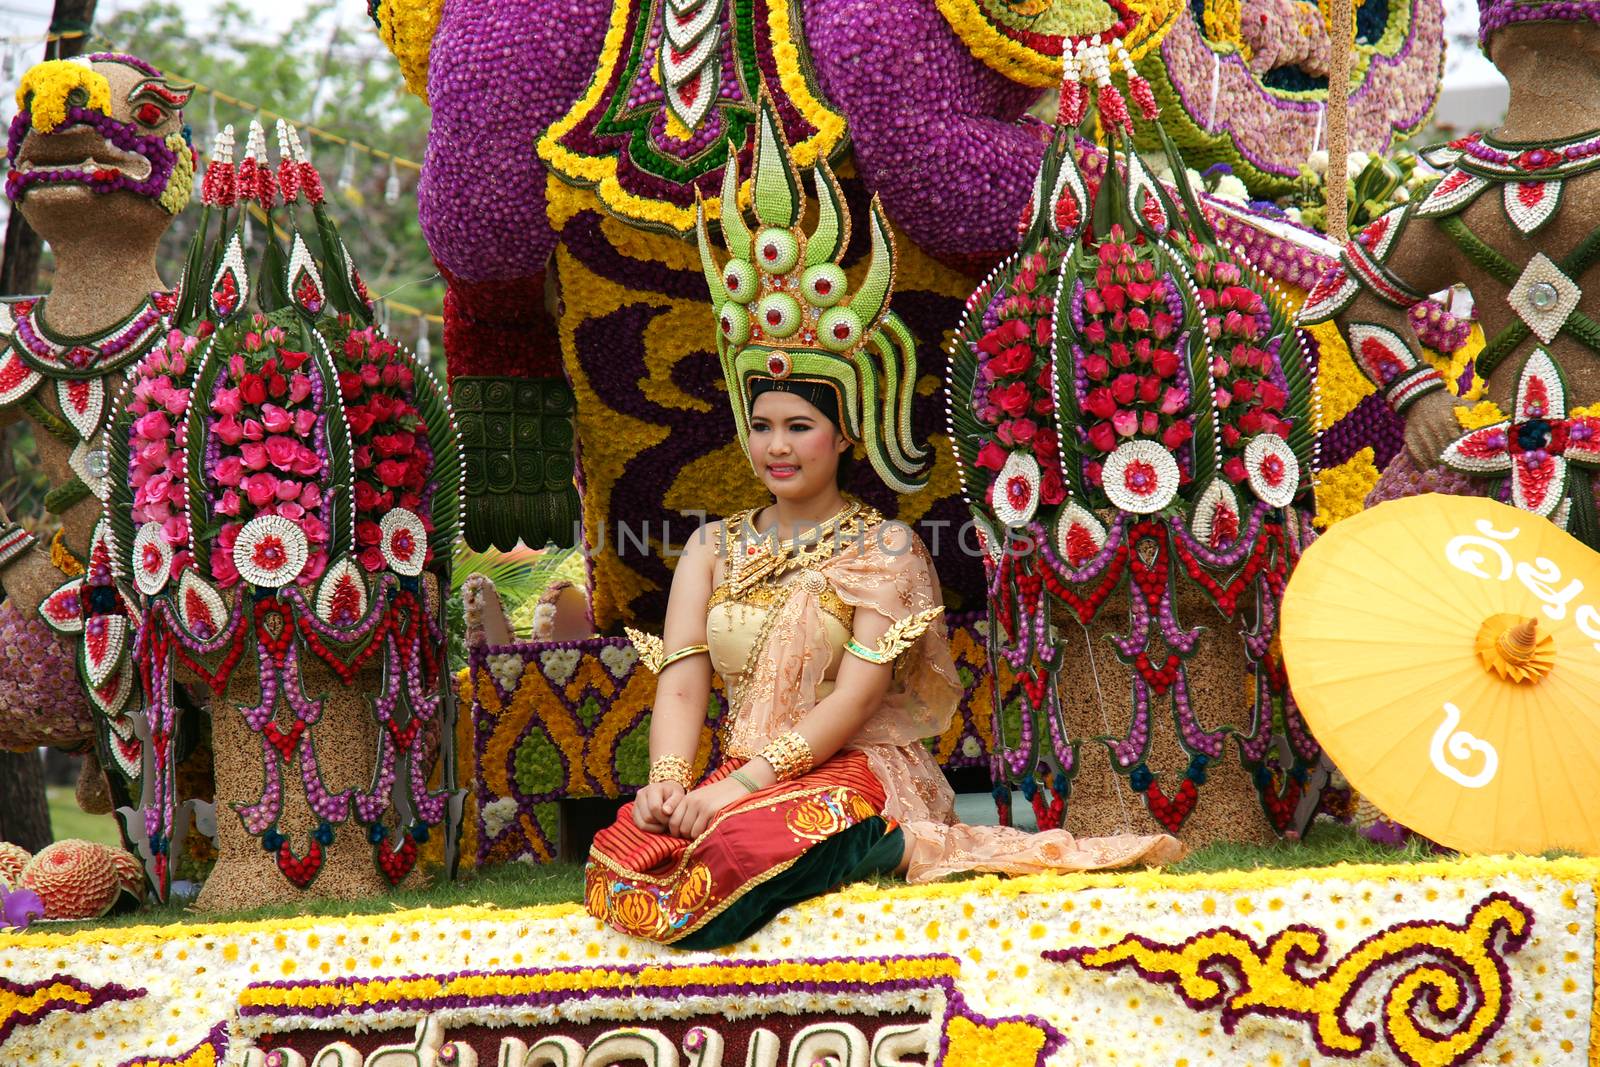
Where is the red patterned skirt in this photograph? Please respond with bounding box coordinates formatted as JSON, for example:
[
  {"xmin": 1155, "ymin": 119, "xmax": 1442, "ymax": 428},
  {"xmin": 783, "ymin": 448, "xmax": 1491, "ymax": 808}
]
[{"xmin": 585, "ymin": 752, "xmax": 904, "ymax": 948}]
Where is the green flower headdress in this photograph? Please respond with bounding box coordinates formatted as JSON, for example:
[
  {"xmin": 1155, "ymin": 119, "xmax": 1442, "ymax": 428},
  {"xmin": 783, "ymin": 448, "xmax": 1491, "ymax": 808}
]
[{"xmin": 695, "ymin": 93, "xmax": 931, "ymax": 494}]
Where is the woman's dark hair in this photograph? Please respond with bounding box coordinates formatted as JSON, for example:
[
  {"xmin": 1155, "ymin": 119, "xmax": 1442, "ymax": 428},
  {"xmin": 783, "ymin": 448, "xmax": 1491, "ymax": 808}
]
[{"xmin": 835, "ymin": 443, "xmax": 857, "ymax": 488}]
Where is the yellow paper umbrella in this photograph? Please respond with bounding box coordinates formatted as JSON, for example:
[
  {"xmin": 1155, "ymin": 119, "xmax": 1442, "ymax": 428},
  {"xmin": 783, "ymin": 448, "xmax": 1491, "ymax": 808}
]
[{"xmin": 1281, "ymin": 493, "xmax": 1600, "ymax": 855}]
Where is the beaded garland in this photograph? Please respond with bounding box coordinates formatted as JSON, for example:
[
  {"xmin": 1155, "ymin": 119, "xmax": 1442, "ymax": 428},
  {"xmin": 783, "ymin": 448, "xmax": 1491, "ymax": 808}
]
[
  {"xmin": 103, "ymin": 121, "xmax": 464, "ymax": 901},
  {"xmin": 950, "ymin": 127, "xmax": 1322, "ymax": 836}
]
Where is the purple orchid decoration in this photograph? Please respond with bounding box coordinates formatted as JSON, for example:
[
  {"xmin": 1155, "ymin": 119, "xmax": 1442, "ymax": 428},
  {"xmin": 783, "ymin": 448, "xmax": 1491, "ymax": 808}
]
[{"xmin": 1, "ymin": 884, "xmax": 45, "ymax": 928}]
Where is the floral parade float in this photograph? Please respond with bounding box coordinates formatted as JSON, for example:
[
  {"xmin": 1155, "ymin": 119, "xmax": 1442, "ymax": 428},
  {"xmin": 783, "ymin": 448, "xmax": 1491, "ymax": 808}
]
[
  {"xmin": 366, "ymin": 0, "xmax": 1445, "ymax": 633},
  {"xmin": 0, "ymin": 53, "xmax": 195, "ymax": 820},
  {"xmin": 94, "ymin": 118, "xmax": 464, "ymax": 909},
  {"xmin": 363, "ymin": 0, "xmax": 1467, "ymax": 877},
  {"xmin": 4, "ymin": 853, "xmax": 1598, "ymax": 1065},
  {"xmin": 949, "ymin": 61, "xmax": 1322, "ymax": 844},
  {"xmin": 13, "ymin": 13, "xmax": 1600, "ymax": 1067}
]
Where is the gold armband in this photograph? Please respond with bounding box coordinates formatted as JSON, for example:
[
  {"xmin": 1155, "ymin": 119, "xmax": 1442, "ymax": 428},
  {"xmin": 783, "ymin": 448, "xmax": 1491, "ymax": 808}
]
[
  {"xmin": 648, "ymin": 755, "xmax": 694, "ymax": 790},
  {"xmin": 757, "ymin": 731, "xmax": 813, "ymax": 781},
  {"xmin": 661, "ymin": 644, "xmax": 710, "ymax": 670},
  {"xmin": 625, "ymin": 627, "xmax": 710, "ymax": 674},
  {"xmin": 844, "ymin": 605, "xmax": 944, "ymax": 665}
]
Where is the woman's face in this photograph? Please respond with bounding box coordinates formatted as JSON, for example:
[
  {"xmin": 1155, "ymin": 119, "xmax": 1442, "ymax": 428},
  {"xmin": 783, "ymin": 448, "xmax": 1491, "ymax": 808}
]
[{"xmin": 748, "ymin": 389, "xmax": 850, "ymax": 500}]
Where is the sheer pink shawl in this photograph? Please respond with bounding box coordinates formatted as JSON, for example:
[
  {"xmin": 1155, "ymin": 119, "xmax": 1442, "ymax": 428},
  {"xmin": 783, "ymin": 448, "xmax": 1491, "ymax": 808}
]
[{"xmin": 716, "ymin": 519, "xmax": 1183, "ymax": 883}]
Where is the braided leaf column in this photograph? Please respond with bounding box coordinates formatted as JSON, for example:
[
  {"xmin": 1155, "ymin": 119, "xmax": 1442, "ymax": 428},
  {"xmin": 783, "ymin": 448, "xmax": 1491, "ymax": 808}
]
[{"xmin": 454, "ymin": 376, "xmax": 581, "ymax": 551}]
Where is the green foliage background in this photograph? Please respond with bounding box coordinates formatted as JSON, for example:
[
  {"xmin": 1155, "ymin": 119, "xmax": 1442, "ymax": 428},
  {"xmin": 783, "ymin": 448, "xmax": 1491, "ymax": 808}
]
[{"xmin": 91, "ymin": 0, "xmax": 441, "ymax": 350}]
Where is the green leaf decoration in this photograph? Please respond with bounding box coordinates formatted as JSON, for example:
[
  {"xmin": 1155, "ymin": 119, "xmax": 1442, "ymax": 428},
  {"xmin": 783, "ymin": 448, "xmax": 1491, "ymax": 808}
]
[
  {"xmin": 716, "ymin": 148, "xmax": 752, "ymax": 256},
  {"xmin": 804, "ymin": 160, "xmax": 849, "ymax": 266},
  {"xmin": 410, "ymin": 354, "xmax": 461, "ymax": 560},
  {"xmin": 183, "ymin": 333, "xmax": 227, "ymax": 579},
  {"xmin": 173, "ymin": 204, "xmax": 214, "ymax": 330},
  {"xmin": 949, "ymin": 255, "xmax": 1018, "ymax": 480},
  {"xmin": 695, "ymin": 199, "xmax": 730, "ymax": 307},
  {"xmin": 103, "ymin": 379, "xmax": 138, "ymax": 584},
  {"xmin": 850, "ymin": 201, "xmax": 897, "ymax": 330},
  {"xmin": 254, "ymin": 207, "xmax": 291, "ymax": 314},
  {"xmin": 1051, "ymin": 244, "xmax": 1093, "ymax": 506},
  {"xmin": 1180, "ymin": 261, "xmax": 1219, "ymax": 492},
  {"xmin": 305, "ymin": 320, "xmax": 354, "ymax": 563},
  {"xmin": 752, "ymin": 92, "xmax": 800, "ymax": 228},
  {"xmin": 1157, "ymin": 125, "xmax": 1216, "ymax": 248}
]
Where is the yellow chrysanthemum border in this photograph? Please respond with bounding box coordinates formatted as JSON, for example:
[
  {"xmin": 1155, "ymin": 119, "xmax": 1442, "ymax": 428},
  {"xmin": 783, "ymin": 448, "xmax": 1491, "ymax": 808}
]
[
  {"xmin": 933, "ymin": 0, "xmax": 1183, "ymax": 88},
  {"xmin": 536, "ymin": 0, "xmax": 847, "ymax": 234},
  {"xmin": 236, "ymin": 956, "xmax": 962, "ymax": 1012},
  {"xmin": 5, "ymin": 853, "xmax": 1595, "ymax": 952}
]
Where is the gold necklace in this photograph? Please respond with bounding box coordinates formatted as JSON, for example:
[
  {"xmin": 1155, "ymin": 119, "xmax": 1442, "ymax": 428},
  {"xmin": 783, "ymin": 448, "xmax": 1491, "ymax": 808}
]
[{"xmin": 726, "ymin": 497, "xmax": 879, "ymax": 597}]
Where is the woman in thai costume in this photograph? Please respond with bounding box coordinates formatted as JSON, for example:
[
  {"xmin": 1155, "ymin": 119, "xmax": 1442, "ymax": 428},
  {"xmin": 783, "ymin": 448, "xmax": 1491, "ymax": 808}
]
[{"xmin": 580, "ymin": 99, "xmax": 1182, "ymax": 949}]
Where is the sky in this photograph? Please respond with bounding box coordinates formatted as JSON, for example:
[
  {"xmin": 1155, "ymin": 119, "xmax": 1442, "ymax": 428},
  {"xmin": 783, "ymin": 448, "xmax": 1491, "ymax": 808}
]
[{"xmin": 0, "ymin": 0, "xmax": 1511, "ymax": 137}]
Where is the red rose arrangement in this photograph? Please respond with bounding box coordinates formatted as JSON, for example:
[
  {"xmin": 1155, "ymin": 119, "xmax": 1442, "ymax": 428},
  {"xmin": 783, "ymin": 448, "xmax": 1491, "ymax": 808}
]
[
  {"xmin": 970, "ymin": 250, "xmax": 1068, "ymax": 520},
  {"xmin": 335, "ymin": 325, "xmax": 436, "ymax": 573},
  {"xmin": 1067, "ymin": 224, "xmax": 1194, "ymax": 496}
]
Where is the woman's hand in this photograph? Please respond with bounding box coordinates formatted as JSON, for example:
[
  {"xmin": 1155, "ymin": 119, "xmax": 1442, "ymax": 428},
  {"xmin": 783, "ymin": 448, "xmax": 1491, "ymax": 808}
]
[
  {"xmin": 632, "ymin": 781, "xmax": 686, "ymax": 833},
  {"xmin": 667, "ymin": 777, "xmax": 751, "ymax": 840}
]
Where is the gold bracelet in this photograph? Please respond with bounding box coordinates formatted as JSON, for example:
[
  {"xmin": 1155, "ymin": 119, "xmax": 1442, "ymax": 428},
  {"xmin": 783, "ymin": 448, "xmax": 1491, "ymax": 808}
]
[
  {"xmin": 757, "ymin": 731, "xmax": 813, "ymax": 782},
  {"xmin": 648, "ymin": 755, "xmax": 693, "ymax": 790},
  {"xmin": 659, "ymin": 644, "xmax": 710, "ymax": 671},
  {"xmin": 625, "ymin": 627, "xmax": 711, "ymax": 674},
  {"xmin": 729, "ymin": 769, "xmax": 761, "ymax": 793}
]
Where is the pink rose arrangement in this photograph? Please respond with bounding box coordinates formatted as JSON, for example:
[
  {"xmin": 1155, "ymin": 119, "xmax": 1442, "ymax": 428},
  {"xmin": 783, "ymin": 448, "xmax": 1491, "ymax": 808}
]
[
  {"xmin": 127, "ymin": 328, "xmax": 203, "ymax": 580},
  {"xmin": 204, "ymin": 315, "xmax": 330, "ymax": 587},
  {"xmin": 1191, "ymin": 248, "xmax": 1294, "ymax": 485}
]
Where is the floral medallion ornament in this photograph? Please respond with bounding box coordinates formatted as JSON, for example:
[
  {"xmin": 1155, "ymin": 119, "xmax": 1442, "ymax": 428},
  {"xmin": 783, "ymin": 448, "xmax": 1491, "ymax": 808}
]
[
  {"xmin": 1442, "ymin": 348, "xmax": 1600, "ymax": 520},
  {"xmin": 1103, "ymin": 440, "xmax": 1180, "ymax": 514},
  {"xmin": 1054, "ymin": 502, "xmax": 1108, "ymax": 566},
  {"xmin": 1243, "ymin": 434, "xmax": 1299, "ymax": 508},
  {"xmin": 1191, "ymin": 480, "xmax": 1242, "ymax": 550},
  {"xmin": 131, "ymin": 522, "xmax": 173, "ymax": 596},
  {"xmin": 378, "ymin": 508, "xmax": 428, "ymax": 577},
  {"xmin": 232, "ymin": 515, "xmax": 310, "ymax": 588},
  {"xmin": 993, "ymin": 450, "xmax": 1043, "ymax": 527},
  {"xmin": 1508, "ymin": 252, "xmax": 1582, "ymax": 344}
]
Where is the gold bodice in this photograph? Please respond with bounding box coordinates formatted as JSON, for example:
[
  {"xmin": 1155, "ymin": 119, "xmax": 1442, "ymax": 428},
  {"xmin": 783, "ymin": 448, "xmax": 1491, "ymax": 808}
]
[
  {"xmin": 705, "ymin": 502, "xmax": 879, "ymax": 715},
  {"xmin": 706, "ymin": 577, "xmax": 853, "ymax": 701}
]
